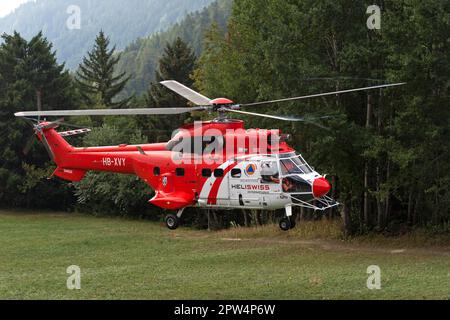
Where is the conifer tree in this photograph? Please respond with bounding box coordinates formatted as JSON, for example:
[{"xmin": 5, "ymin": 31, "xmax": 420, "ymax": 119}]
[
  {"xmin": 0, "ymin": 31, "xmax": 75, "ymax": 208},
  {"xmin": 76, "ymin": 31, "xmax": 131, "ymax": 107},
  {"xmin": 143, "ymin": 37, "xmax": 196, "ymax": 141},
  {"xmin": 147, "ymin": 37, "xmax": 196, "ymax": 108}
]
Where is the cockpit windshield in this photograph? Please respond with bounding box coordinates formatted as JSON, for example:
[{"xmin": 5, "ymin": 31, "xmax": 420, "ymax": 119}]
[{"xmin": 279, "ymin": 153, "xmax": 313, "ymax": 175}]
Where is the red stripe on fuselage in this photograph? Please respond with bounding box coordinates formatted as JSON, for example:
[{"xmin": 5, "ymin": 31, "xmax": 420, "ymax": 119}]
[{"xmin": 207, "ymin": 162, "xmax": 238, "ymax": 205}]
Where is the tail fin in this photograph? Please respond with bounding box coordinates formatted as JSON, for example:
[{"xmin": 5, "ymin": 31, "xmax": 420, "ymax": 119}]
[
  {"xmin": 38, "ymin": 126, "xmax": 73, "ymax": 166},
  {"xmin": 39, "ymin": 127, "xmax": 88, "ymax": 182}
]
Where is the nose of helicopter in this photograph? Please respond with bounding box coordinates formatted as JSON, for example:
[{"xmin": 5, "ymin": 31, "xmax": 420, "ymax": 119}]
[{"xmin": 312, "ymin": 177, "xmax": 331, "ymax": 198}]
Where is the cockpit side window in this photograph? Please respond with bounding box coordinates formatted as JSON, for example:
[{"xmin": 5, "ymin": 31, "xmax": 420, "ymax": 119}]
[
  {"xmin": 279, "ymin": 154, "xmax": 313, "ymax": 175},
  {"xmin": 280, "ymin": 159, "xmax": 302, "ymax": 175},
  {"xmin": 291, "ymin": 156, "xmax": 313, "ymax": 174}
]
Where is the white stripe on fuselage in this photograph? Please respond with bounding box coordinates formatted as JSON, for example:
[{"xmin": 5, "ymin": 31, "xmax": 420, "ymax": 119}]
[{"xmin": 198, "ymin": 160, "xmax": 232, "ymax": 200}]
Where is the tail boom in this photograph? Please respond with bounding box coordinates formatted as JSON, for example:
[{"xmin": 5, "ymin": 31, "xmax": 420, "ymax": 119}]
[{"xmin": 40, "ymin": 127, "xmax": 165, "ymax": 186}]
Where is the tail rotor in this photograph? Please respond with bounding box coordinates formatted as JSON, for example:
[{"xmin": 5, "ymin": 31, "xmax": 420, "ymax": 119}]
[{"xmin": 22, "ymin": 118, "xmax": 64, "ymax": 161}]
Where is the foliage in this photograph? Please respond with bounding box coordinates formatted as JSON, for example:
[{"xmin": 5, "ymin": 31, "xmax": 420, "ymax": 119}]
[
  {"xmin": 141, "ymin": 37, "xmax": 197, "ymax": 142},
  {"xmin": 72, "ymin": 116, "xmax": 157, "ymax": 217},
  {"xmin": 0, "ymin": 31, "xmax": 78, "ymax": 209}
]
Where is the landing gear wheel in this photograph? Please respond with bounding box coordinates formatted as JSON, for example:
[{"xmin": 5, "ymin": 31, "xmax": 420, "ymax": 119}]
[
  {"xmin": 165, "ymin": 214, "xmax": 179, "ymax": 230},
  {"xmin": 279, "ymin": 217, "xmax": 291, "ymax": 231}
]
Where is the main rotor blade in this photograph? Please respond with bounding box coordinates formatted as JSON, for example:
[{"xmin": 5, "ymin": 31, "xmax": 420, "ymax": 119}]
[
  {"xmin": 225, "ymin": 109, "xmax": 332, "ymax": 130},
  {"xmin": 240, "ymin": 83, "xmax": 406, "ymax": 107},
  {"xmin": 160, "ymin": 80, "xmax": 212, "ymax": 106},
  {"xmin": 225, "ymin": 109, "xmax": 307, "ymax": 122},
  {"xmin": 15, "ymin": 107, "xmax": 207, "ymax": 118}
]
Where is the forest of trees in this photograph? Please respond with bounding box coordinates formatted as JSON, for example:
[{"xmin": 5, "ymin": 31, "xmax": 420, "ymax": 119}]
[
  {"xmin": 193, "ymin": 0, "xmax": 449, "ymax": 234},
  {"xmin": 0, "ymin": 0, "xmax": 448, "ymax": 235}
]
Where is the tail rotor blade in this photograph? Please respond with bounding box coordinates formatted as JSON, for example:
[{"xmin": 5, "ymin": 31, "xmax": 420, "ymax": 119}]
[
  {"xmin": 40, "ymin": 131, "xmax": 55, "ymax": 161},
  {"xmin": 22, "ymin": 135, "xmax": 37, "ymax": 155}
]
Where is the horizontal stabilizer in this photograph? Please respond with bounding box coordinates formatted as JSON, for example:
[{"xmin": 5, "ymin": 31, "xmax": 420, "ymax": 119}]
[
  {"xmin": 52, "ymin": 167, "xmax": 86, "ymax": 182},
  {"xmin": 59, "ymin": 128, "xmax": 91, "ymax": 137}
]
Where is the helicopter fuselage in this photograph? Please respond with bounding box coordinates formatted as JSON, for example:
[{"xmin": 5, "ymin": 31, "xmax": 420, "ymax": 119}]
[{"xmin": 35, "ymin": 119, "xmax": 337, "ymax": 230}]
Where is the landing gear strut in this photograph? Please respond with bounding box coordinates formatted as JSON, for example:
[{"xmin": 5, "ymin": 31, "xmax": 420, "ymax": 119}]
[{"xmin": 165, "ymin": 208, "xmax": 185, "ymax": 230}]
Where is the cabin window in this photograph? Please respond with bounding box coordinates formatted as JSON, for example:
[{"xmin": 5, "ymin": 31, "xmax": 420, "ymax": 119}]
[
  {"xmin": 214, "ymin": 169, "xmax": 224, "ymax": 177},
  {"xmin": 231, "ymin": 168, "xmax": 241, "ymax": 178},
  {"xmin": 202, "ymin": 168, "xmax": 212, "ymax": 177},
  {"xmin": 261, "ymin": 161, "xmax": 279, "ymax": 183},
  {"xmin": 153, "ymin": 167, "xmax": 160, "ymax": 176},
  {"xmin": 175, "ymin": 168, "xmax": 185, "ymax": 177}
]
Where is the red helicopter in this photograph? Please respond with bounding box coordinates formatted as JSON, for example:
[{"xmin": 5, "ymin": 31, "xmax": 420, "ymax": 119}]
[{"xmin": 15, "ymin": 81, "xmax": 404, "ymax": 231}]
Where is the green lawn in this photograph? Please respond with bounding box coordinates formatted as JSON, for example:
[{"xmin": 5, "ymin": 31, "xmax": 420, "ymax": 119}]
[{"xmin": 0, "ymin": 211, "xmax": 449, "ymax": 299}]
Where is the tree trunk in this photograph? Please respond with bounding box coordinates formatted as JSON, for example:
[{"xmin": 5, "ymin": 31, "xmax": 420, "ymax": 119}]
[
  {"xmin": 376, "ymin": 89, "xmax": 384, "ymax": 230},
  {"xmin": 243, "ymin": 210, "xmax": 248, "ymax": 227},
  {"xmin": 364, "ymin": 94, "xmax": 373, "ymax": 228},
  {"xmin": 413, "ymin": 194, "xmax": 420, "ymax": 225},
  {"xmin": 341, "ymin": 199, "xmax": 351, "ymax": 237},
  {"xmin": 207, "ymin": 210, "xmax": 211, "ymax": 231},
  {"xmin": 253, "ymin": 210, "xmax": 260, "ymax": 227},
  {"xmin": 384, "ymin": 160, "xmax": 391, "ymax": 226},
  {"xmin": 212, "ymin": 210, "xmax": 219, "ymax": 229},
  {"xmin": 36, "ymin": 89, "xmax": 42, "ymax": 112},
  {"xmin": 376, "ymin": 160, "xmax": 385, "ymax": 229},
  {"xmin": 407, "ymin": 188, "xmax": 413, "ymax": 225}
]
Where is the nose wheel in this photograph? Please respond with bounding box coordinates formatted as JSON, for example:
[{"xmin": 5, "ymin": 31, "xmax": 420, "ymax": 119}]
[
  {"xmin": 279, "ymin": 218, "xmax": 290, "ymax": 231},
  {"xmin": 279, "ymin": 217, "xmax": 296, "ymax": 231}
]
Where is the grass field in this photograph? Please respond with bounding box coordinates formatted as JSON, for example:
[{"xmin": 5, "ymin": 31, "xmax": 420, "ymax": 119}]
[{"xmin": 0, "ymin": 210, "xmax": 449, "ymax": 300}]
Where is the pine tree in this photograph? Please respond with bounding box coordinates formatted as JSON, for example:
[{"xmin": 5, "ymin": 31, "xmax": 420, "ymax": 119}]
[
  {"xmin": 147, "ymin": 37, "xmax": 196, "ymax": 108},
  {"xmin": 76, "ymin": 31, "xmax": 131, "ymax": 108},
  {"xmin": 0, "ymin": 31, "xmax": 76, "ymax": 208},
  {"xmin": 142, "ymin": 37, "xmax": 197, "ymax": 141}
]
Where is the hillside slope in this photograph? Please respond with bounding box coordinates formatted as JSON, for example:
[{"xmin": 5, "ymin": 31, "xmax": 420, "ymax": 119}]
[
  {"xmin": 116, "ymin": 0, "xmax": 232, "ymax": 97},
  {"xmin": 0, "ymin": 0, "xmax": 214, "ymax": 69}
]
